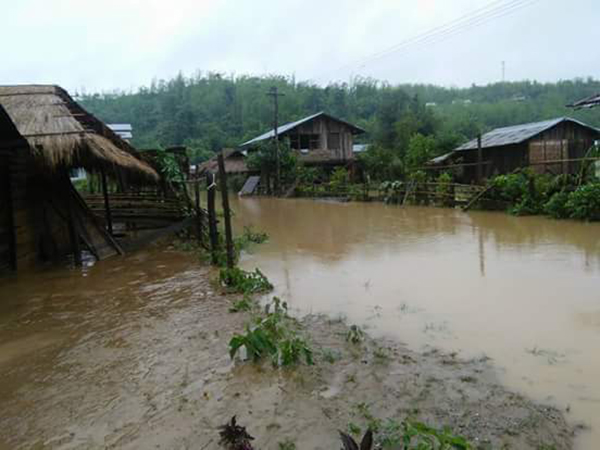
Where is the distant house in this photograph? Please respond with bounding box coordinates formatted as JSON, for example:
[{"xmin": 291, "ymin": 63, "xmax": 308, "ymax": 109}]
[
  {"xmin": 240, "ymin": 112, "xmax": 365, "ymax": 167},
  {"xmin": 567, "ymin": 94, "xmax": 600, "ymax": 110},
  {"xmin": 196, "ymin": 148, "xmax": 248, "ymax": 176},
  {"xmin": 439, "ymin": 117, "xmax": 600, "ymax": 183}
]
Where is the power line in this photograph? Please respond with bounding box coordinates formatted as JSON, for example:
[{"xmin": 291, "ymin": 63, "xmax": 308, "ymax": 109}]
[
  {"xmin": 355, "ymin": 0, "xmax": 536, "ymax": 67},
  {"xmin": 316, "ymin": 0, "xmax": 538, "ymax": 81}
]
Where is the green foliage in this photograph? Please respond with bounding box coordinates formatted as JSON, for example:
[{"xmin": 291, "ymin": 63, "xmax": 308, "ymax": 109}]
[
  {"xmin": 329, "ymin": 167, "xmax": 350, "ymax": 192},
  {"xmin": 278, "ymin": 439, "xmax": 296, "ymax": 450},
  {"xmin": 436, "ymin": 172, "xmax": 454, "ymax": 206},
  {"xmin": 80, "ymin": 74, "xmax": 600, "ymax": 165},
  {"xmin": 154, "ymin": 149, "xmax": 185, "ymax": 183},
  {"xmin": 229, "ymin": 298, "xmax": 313, "ymax": 367},
  {"xmin": 544, "ymin": 191, "xmax": 571, "ymax": 219},
  {"xmin": 565, "ymin": 183, "xmax": 600, "ymax": 221},
  {"xmin": 346, "ymin": 325, "xmax": 365, "ymax": 344},
  {"xmin": 378, "ymin": 420, "xmax": 471, "ymax": 449},
  {"xmin": 229, "ymin": 295, "xmax": 256, "ymax": 313},
  {"xmin": 246, "ymin": 139, "xmax": 298, "ymax": 184},
  {"xmin": 321, "ymin": 348, "xmax": 342, "ymax": 364},
  {"xmin": 219, "ymin": 267, "xmax": 273, "ymax": 295},
  {"xmin": 406, "ymin": 133, "xmax": 438, "ymax": 171}
]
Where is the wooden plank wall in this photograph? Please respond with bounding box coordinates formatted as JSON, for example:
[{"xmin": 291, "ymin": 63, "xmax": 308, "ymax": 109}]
[
  {"xmin": 290, "ymin": 116, "xmax": 355, "ymax": 163},
  {"xmin": 0, "ymin": 145, "xmax": 29, "ymax": 271}
]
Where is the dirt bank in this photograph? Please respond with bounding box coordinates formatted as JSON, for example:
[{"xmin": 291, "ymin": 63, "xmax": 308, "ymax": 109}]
[{"xmin": 0, "ymin": 245, "xmax": 574, "ymax": 449}]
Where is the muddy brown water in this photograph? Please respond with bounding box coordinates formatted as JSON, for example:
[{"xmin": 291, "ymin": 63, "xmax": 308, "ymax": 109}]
[
  {"xmin": 232, "ymin": 197, "xmax": 600, "ymax": 450},
  {"xmin": 0, "ymin": 196, "xmax": 597, "ymax": 449}
]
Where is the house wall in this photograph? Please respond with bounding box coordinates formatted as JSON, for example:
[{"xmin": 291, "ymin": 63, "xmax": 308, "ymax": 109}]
[
  {"xmin": 528, "ymin": 121, "xmax": 599, "ymax": 175},
  {"xmin": 459, "ymin": 122, "xmax": 600, "ymax": 183},
  {"xmin": 284, "ymin": 116, "xmax": 355, "ymax": 164}
]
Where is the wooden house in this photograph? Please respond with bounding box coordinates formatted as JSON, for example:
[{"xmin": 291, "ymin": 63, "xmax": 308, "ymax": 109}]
[
  {"xmin": 240, "ymin": 112, "xmax": 365, "ymax": 167},
  {"xmin": 448, "ymin": 117, "xmax": 600, "ymax": 183},
  {"xmin": 567, "ymin": 94, "xmax": 600, "ymax": 110},
  {"xmin": 0, "ymin": 85, "xmax": 159, "ymax": 273}
]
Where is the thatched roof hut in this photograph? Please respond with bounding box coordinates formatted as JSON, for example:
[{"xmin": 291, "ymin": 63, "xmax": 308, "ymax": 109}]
[{"xmin": 0, "ymin": 85, "xmax": 158, "ymax": 181}]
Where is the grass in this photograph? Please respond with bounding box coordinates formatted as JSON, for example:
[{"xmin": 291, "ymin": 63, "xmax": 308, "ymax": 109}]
[
  {"xmin": 278, "ymin": 439, "xmax": 296, "ymax": 450},
  {"xmin": 321, "ymin": 348, "xmax": 342, "ymax": 364}
]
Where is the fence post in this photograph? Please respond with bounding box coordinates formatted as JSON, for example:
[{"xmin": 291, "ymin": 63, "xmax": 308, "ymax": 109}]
[
  {"xmin": 194, "ymin": 180, "xmax": 203, "ymax": 245},
  {"xmin": 206, "ymin": 172, "xmax": 219, "ymax": 265},
  {"xmin": 100, "ymin": 168, "xmax": 113, "ymax": 236},
  {"xmin": 217, "ymin": 153, "xmax": 235, "ymax": 269}
]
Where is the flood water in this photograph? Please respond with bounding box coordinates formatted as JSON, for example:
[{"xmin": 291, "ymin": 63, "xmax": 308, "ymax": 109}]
[{"xmin": 233, "ymin": 197, "xmax": 600, "ymax": 449}]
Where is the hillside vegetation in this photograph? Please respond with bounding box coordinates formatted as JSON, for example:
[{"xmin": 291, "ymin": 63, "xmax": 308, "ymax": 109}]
[{"xmin": 80, "ymin": 73, "xmax": 600, "ymax": 166}]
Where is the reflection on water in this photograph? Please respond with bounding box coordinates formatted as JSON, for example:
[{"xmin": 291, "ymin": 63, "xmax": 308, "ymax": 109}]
[{"xmin": 233, "ymin": 197, "xmax": 600, "ymax": 450}]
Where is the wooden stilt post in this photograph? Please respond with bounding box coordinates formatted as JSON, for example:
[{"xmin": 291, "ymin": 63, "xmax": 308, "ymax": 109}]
[
  {"xmin": 476, "ymin": 134, "xmax": 483, "ymax": 184},
  {"xmin": 100, "ymin": 168, "xmax": 113, "ymax": 236},
  {"xmin": 65, "ymin": 176, "xmax": 82, "ymax": 267},
  {"xmin": 217, "ymin": 153, "xmax": 235, "ymax": 269},
  {"xmin": 3, "ymin": 163, "xmax": 17, "ymax": 270},
  {"xmin": 206, "ymin": 172, "xmax": 219, "ymax": 265}
]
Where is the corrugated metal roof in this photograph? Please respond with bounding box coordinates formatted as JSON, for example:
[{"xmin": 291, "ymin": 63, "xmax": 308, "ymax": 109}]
[
  {"xmin": 240, "ymin": 112, "xmax": 365, "ymax": 147},
  {"xmin": 455, "ymin": 117, "xmax": 599, "ymax": 151},
  {"xmin": 108, "ymin": 123, "xmax": 133, "ymax": 131},
  {"xmin": 428, "ymin": 152, "xmax": 455, "ymax": 165},
  {"xmin": 352, "ymin": 144, "xmax": 369, "ymax": 153},
  {"xmin": 567, "ymin": 93, "xmax": 600, "ymax": 109}
]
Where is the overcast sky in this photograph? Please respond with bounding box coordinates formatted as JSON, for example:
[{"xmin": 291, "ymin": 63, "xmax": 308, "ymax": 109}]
[{"xmin": 2, "ymin": 0, "xmax": 599, "ymax": 93}]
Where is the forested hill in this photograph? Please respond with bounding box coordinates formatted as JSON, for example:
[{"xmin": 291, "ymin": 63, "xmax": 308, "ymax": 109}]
[{"xmin": 79, "ymin": 73, "xmax": 600, "ymax": 164}]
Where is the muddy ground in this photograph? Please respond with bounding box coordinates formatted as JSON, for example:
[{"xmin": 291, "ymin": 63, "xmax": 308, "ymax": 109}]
[{"xmin": 0, "ymin": 244, "xmax": 574, "ymax": 449}]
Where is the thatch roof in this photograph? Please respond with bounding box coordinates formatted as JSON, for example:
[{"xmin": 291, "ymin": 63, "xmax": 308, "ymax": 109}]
[
  {"xmin": 0, "ymin": 85, "xmax": 158, "ymax": 180},
  {"xmin": 197, "ymin": 148, "xmax": 249, "ymax": 175}
]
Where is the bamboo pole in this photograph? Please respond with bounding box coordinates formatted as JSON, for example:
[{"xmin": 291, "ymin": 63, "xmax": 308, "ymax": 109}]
[
  {"xmin": 217, "ymin": 153, "xmax": 235, "ymax": 269},
  {"xmin": 194, "ymin": 180, "xmax": 203, "ymax": 245},
  {"xmin": 206, "ymin": 172, "xmax": 219, "ymax": 265}
]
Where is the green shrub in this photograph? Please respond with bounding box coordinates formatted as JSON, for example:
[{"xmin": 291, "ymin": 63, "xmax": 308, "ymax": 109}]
[
  {"xmin": 219, "ymin": 267, "xmax": 273, "ymax": 295},
  {"xmin": 330, "ymin": 167, "xmax": 350, "ymax": 192},
  {"xmin": 566, "ymin": 183, "xmax": 600, "ymax": 221},
  {"xmin": 229, "ymin": 298, "xmax": 313, "ymax": 367},
  {"xmin": 544, "ymin": 191, "xmax": 571, "ymax": 219}
]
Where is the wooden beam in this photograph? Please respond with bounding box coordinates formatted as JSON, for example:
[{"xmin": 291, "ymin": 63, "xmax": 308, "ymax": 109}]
[{"xmin": 100, "ymin": 168, "xmax": 113, "ymax": 236}]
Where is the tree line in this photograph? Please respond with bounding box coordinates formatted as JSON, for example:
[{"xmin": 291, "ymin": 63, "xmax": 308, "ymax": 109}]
[{"xmin": 80, "ymin": 72, "xmax": 600, "ymax": 176}]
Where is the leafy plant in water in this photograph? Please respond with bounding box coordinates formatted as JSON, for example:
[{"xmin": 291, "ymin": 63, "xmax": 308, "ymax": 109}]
[
  {"xmin": 229, "ymin": 295, "xmax": 256, "ymax": 313},
  {"xmin": 229, "ymin": 298, "xmax": 313, "ymax": 367},
  {"xmin": 543, "ymin": 191, "xmax": 571, "ymax": 219},
  {"xmin": 346, "ymin": 325, "xmax": 365, "ymax": 344},
  {"xmin": 219, "ymin": 267, "xmax": 273, "ymax": 295},
  {"xmin": 565, "ymin": 182, "xmax": 600, "ymax": 221}
]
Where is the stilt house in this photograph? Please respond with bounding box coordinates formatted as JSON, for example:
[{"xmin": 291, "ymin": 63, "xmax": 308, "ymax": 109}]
[
  {"xmin": 442, "ymin": 117, "xmax": 600, "ymax": 183},
  {"xmin": 0, "ymin": 85, "xmax": 158, "ymax": 273},
  {"xmin": 240, "ymin": 112, "xmax": 365, "ymax": 167}
]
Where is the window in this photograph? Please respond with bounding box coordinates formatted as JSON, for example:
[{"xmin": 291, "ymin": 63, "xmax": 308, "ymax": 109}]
[
  {"xmin": 328, "ymin": 132, "xmax": 340, "ymax": 150},
  {"xmin": 298, "ymin": 134, "xmax": 320, "ymax": 151},
  {"xmin": 289, "ymin": 134, "xmax": 300, "ymax": 150}
]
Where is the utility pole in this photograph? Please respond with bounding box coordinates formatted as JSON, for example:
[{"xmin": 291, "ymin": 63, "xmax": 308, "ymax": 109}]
[
  {"xmin": 501, "ymin": 61, "xmax": 506, "ymax": 83},
  {"xmin": 267, "ymin": 86, "xmax": 285, "ymax": 195}
]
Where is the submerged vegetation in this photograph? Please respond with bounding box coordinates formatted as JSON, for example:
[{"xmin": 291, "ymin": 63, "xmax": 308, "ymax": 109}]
[{"xmin": 229, "ymin": 297, "xmax": 313, "ymax": 367}]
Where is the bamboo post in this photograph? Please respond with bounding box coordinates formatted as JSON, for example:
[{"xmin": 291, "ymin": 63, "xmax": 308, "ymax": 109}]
[
  {"xmin": 100, "ymin": 168, "xmax": 113, "ymax": 236},
  {"xmin": 217, "ymin": 153, "xmax": 235, "ymax": 269},
  {"xmin": 206, "ymin": 172, "xmax": 219, "ymax": 265},
  {"xmin": 476, "ymin": 134, "xmax": 483, "ymax": 184}
]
